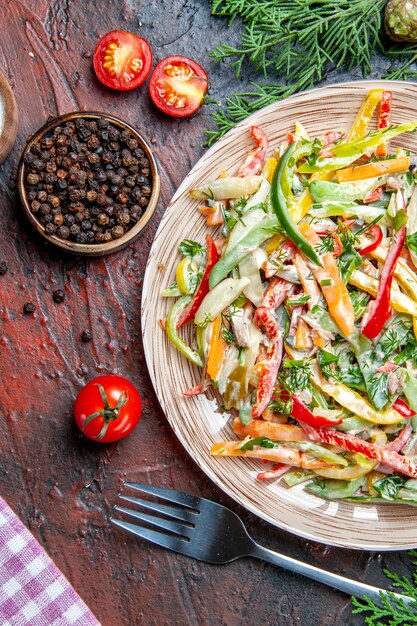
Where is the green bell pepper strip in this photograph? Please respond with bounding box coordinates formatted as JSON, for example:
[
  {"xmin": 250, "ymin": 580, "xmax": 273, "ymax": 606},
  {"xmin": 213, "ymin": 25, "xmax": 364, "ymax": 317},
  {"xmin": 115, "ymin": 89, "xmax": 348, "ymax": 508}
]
[
  {"xmin": 306, "ymin": 477, "xmax": 365, "ymax": 500},
  {"xmin": 271, "ymin": 144, "xmax": 322, "ymax": 266},
  {"xmin": 299, "ymin": 121, "xmax": 417, "ymax": 173},
  {"xmin": 209, "ymin": 215, "xmax": 279, "ymax": 288},
  {"xmin": 165, "ymin": 295, "xmax": 204, "ymax": 367}
]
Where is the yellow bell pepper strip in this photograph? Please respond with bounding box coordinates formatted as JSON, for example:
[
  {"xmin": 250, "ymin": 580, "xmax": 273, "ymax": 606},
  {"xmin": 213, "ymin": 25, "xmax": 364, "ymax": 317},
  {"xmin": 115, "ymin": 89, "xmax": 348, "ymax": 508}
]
[
  {"xmin": 165, "ymin": 296, "xmax": 204, "ymax": 367},
  {"xmin": 349, "ymin": 270, "xmax": 417, "ymax": 317},
  {"xmin": 209, "ymin": 214, "xmax": 279, "ymax": 288},
  {"xmin": 310, "ymin": 363, "xmax": 405, "ymax": 425},
  {"xmin": 271, "ymin": 143, "xmax": 322, "ymax": 266},
  {"xmin": 375, "ymin": 91, "xmax": 392, "ymax": 157},
  {"xmin": 347, "ymin": 89, "xmax": 384, "ymax": 141},
  {"xmin": 189, "ymin": 175, "xmax": 261, "ymax": 200},
  {"xmin": 361, "ymin": 223, "xmax": 407, "ymax": 339},
  {"xmin": 298, "ymin": 223, "xmax": 355, "ymax": 336},
  {"xmin": 206, "ymin": 316, "xmax": 227, "ymax": 381},
  {"xmin": 195, "ymin": 277, "xmax": 250, "ymax": 327},
  {"xmin": 371, "ymin": 246, "xmax": 417, "ymax": 300},
  {"xmin": 336, "ymin": 156, "xmax": 410, "ymax": 183},
  {"xmin": 262, "ymin": 156, "xmax": 278, "ymax": 184},
  {"xmin": 177, "ymin": 234, "xmax": 219, "ymax": 328},
  {"xmin": 238, "ymin": 126, "xmax": 269, "ymax": 177},
  {"xmin": 232, "ymin": 416, "xmax": 306, "ymax": 442},
  {"xmin": 300, "ymin": 422, "xmax": 417, "ymax": 479},
  {"xmin": 210, "ymin": 440, "xmax": 332, "ymax": 469},
  {"xmin": 314, "ymin": 458, "xmax": 377, "ymax": 481}
]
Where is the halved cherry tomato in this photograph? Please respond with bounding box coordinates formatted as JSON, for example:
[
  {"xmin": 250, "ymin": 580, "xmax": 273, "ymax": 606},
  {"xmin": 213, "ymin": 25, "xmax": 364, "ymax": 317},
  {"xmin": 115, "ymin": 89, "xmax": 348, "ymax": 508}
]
[
  {"xmin": 149, "ymin": 55, "xmax": 208, "ymax": 118},
  {"xmin": 93, "ymin": 31, "xmax": 152, "ymax": 91},
  {"xmin": 74, "ymin": 375, "xmax": 142, "ymax": 442}
]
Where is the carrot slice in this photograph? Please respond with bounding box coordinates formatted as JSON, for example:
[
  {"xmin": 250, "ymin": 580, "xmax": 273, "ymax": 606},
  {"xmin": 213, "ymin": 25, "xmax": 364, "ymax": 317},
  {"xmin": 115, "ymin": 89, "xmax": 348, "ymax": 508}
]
[
  {"xmin": 206, "ymin": 316, "xmax": 227, "ymax": 380},
  {"xmin": 232, "ymin": 416, "xmax": 306, "ymax": 442},
  {"xmin": 336, "ymin": 157, "xmax": 410, "ymax": 183}
]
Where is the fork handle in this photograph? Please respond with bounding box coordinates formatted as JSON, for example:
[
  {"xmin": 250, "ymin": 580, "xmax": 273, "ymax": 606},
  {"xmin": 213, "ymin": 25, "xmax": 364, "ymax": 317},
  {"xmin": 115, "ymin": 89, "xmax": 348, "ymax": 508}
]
[{"xmin": 251, "ymin": 543, "xmax": 413, "ymax": 605}]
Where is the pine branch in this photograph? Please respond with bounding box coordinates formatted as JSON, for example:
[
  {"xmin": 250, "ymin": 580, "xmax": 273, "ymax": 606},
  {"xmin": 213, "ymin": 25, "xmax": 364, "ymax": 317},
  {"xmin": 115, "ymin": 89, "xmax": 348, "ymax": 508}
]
[{"xmin": 206, "ymin": 0, "xmax": 417, "ymax": 144}]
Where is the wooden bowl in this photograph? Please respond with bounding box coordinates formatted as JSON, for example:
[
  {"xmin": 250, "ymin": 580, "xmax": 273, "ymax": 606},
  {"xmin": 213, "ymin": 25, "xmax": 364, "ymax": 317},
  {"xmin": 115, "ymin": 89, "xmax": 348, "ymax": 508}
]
[
  {"xmin": 17, "ymin": 112, "xmax": 160, "ymax": 256},
  {"xmin": 0, "ymin": 72, "xmax": 19, "ymax": 163}
]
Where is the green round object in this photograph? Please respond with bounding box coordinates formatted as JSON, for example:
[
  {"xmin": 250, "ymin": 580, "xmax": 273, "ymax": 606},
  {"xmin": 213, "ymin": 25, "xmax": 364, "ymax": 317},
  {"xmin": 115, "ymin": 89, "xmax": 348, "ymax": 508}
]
[{"xmin": 385, "ymin": 0, "xmax": 417, "ymax": 42}]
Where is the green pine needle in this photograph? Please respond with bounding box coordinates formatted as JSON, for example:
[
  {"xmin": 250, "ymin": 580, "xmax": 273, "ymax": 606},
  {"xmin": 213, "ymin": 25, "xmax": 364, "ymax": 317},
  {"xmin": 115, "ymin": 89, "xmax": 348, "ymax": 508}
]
[
  {"xmin": 351, "ymin": 551, "xmax": 417, "ymax": 625},
  {"xmin": 206, "ymin": 0, "xmax": 417, "ymax": 145}
]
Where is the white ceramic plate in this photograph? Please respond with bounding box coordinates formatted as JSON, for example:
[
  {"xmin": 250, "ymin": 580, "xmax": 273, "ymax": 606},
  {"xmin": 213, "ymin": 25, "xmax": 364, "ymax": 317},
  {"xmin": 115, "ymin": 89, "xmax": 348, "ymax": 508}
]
[{"xmin": 142, "ymin": 80, "xmax": 417, "ymax": 550}]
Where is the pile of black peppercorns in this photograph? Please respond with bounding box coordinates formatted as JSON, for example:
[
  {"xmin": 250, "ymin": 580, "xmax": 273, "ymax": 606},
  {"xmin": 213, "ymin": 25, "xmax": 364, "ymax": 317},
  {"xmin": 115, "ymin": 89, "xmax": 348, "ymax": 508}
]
[{"xmin": 23, "ymin": 116, "xmax": 153, "ymax": 244}]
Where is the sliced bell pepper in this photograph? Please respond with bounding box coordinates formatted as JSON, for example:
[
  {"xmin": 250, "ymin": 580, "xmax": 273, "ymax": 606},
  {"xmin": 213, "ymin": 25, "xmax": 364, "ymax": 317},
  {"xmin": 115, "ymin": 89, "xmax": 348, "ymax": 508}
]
[
  {"xmin": 271, "ymin": 144, "xmax": 322, "ymax": 266},
  {"xmin": 177, "ymin": 234, "xmax": 219, "ymax": 328},
  {"xmin": 393, "ymin": 398, "xmax": 416, "ymax": 418},
  {"xmin": 335, "ymin": 156, "xmax": 410, "ymax": 183},
  {"xmin": 291, "ymin": 395, "xmax": 343, "ymax": 427},
  {"xmin": 358, "ymin": 224, "xmax": 383, "ymax": 256},
  {"xmin": 209, "ymin": 214, "xmax": 278, "ymax": 288},
  {"xmin": 295, "ymin": 318, "xmax": 313, "ymax": 350},
  {"xmin": 238, "ymin": 126, "xmax": 269, "ymax": 177},
  {"xmin": 362, "ymin": 221, "xmax": 406, "ymax": 339},
  {"xmin": 252, "ymin": 307, "xmax": 283, "ymax": 418},
  {"xmin": 375, "ymin": 91, "xmax": 392, "ymax": 157},
  {"xmin": 232, "ymin": 416, "xmax": 306, "ymax": 442},
  {"xmin": 300, "ymin": 120, "xmax": 417, "ymax": 173},
  {"xmin": 301, "ymin": 423, "xmax": 417, "ymax": 479},
  {"xmin": 210, "ymin": 440, "xmax": 330, "ymax": 469},
  {"xmin": 332, "ymin": 120, "xmax": 417, "ymax": 159},
  {"xmin": 166, "ymin": 296, "xmax": 204, "ymax": 367},
  {"xmin": 347, "ymin": 89, "xmax": 384, "ymax": 141},
  {"xmin": 349, "ymin": 269, "xmax": 417, "ymax": 317},
  {"xmin": 206, "ymin": 316, "xmax": 227, "ymax": 381},
  {"xmin": 194, "ymin": 277, "xmax": 250, "ymax": 327}
]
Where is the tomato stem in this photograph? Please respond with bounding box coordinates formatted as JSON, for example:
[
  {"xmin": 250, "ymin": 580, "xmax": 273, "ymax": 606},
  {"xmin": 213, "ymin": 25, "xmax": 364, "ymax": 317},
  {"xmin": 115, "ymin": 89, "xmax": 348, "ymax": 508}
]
[{"xmin": 81, "ymin": 384, "xmax": 129, "ymax": 440}]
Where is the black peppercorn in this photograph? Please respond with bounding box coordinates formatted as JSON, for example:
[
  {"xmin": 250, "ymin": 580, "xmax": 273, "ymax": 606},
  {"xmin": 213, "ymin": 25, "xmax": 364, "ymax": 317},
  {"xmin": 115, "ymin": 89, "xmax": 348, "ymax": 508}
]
[
  {"xmin": 52, "ymin": 288, "xmax": 65, "ymax": 303},
  {"xmin": 25, "ymin": 115, "xmax": 153, "ymax": 245},
  {"xmin": 0, "ymin": 261, "xmax": 8, "ymax": 275},
  {"xmin": 57, "ymin": 225, "xmax": 70, "ymax": 239},
  {"xmin": 27, "ymin": 173, "xmax": 40, "ymax": 185},
  {"xmin": 80, "ymin": 329, "xmax": 92, "ymax": 342},
  {"xmin": 23, "ymin": 302, "xmax": 36, "ymax": 314}
]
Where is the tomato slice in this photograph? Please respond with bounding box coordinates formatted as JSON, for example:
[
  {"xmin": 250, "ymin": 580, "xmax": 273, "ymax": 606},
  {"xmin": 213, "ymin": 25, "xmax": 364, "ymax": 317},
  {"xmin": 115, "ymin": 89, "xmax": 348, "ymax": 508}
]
[
  {"xmin": 93, "ymin": 30, "xmax": 152, "ymax": 91},
  {"xmin": 149, "ymin": 55, "xmax": 208, "ymax": 118}
]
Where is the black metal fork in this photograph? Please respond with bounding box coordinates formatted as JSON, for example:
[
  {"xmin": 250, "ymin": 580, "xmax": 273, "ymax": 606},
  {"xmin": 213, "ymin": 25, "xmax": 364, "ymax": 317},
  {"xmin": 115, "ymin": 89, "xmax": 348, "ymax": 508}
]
[{"xmin": 111, "ymin": 482, "xmax": 414, "ymax": 605}]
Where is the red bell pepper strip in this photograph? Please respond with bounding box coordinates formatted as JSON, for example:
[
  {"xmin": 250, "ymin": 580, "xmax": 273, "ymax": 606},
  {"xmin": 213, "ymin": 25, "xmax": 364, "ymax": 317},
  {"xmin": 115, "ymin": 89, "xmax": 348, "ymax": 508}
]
[
  {"xmin": 256, "ymin": 463, "xmax": 289, "ymax": 481},
  {"xmin": 393, "ymin": 398, "xmax": 416, "ymax": 418},
  {"xmin": 261, "ymin": 277, "xmax": 292, "ymax": 310},
  {"xmin": 252, "ymin": 306, "xmax": 283, "ymax": 418},
  {"xmin": 363, "ymin": 186, "xmax": 383, "ymax": 204},
  {"xmin": 316, "ymin": 232, "xmax": 343, "ymax": 257},
  {"xmin": 300, "ymin": 422, "xmax": 417, "ymax": 478},
  {"xmin": 358, "ymin": 224, "xmax": 383, "ymax": 256},
  {"xmin": 291, "ymin": 395, "xmax": 343, "ymax": 427},
  {"xmin": 176, "ymin": 234, "xmax": 219, "ymax": 329},
  {"xmin": 375, "ymin": 91, "xmax": 392, "ymax": 157},
  {"xmin": 238, "ymin": 126, "xmax": 269, "ymax": 177},
  {"xmin": 385, "ymin": 424, "xmax": 412, "ymax": 452},
  {"xmin": 361, "ymin": 210, "xmax": 406, "ymax": 339}
]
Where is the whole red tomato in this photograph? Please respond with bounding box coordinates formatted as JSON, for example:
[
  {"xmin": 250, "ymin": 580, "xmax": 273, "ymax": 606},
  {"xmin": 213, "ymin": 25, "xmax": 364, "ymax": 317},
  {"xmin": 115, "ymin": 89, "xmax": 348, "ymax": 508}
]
[{"xmin": 74, "ymin": 375, "xmax": 142, "ymax": 442}]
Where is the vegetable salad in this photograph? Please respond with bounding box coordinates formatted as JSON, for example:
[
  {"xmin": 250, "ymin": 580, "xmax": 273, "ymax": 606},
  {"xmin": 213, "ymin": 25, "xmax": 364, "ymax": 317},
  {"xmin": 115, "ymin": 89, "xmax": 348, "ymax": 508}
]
[{"xmin": 163, "ymin": 90, "xmax": 417, "ymax": 505}]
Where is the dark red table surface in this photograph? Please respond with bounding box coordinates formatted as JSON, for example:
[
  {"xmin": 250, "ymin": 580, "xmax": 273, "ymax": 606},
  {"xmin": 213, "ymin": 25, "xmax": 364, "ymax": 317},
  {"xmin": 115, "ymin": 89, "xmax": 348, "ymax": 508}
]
[{"xmin": 0, "ymin": 2, "xmax": 414, "ymax": 625}]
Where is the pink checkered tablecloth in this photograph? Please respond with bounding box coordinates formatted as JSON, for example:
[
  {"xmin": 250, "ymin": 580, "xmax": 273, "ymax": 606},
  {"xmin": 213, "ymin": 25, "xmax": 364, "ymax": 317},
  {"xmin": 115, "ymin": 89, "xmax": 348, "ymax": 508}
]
[{"xmin": 0, "ymin": 497, "xmax": 101, "ymax": 626}]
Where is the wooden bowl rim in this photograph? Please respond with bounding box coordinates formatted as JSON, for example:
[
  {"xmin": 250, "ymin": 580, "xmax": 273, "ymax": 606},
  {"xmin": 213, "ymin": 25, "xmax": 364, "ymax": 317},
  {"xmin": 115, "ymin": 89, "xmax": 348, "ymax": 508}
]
[{"xmin": 18, "ymin": 111, "xmax": 160, "ymax": 256}]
